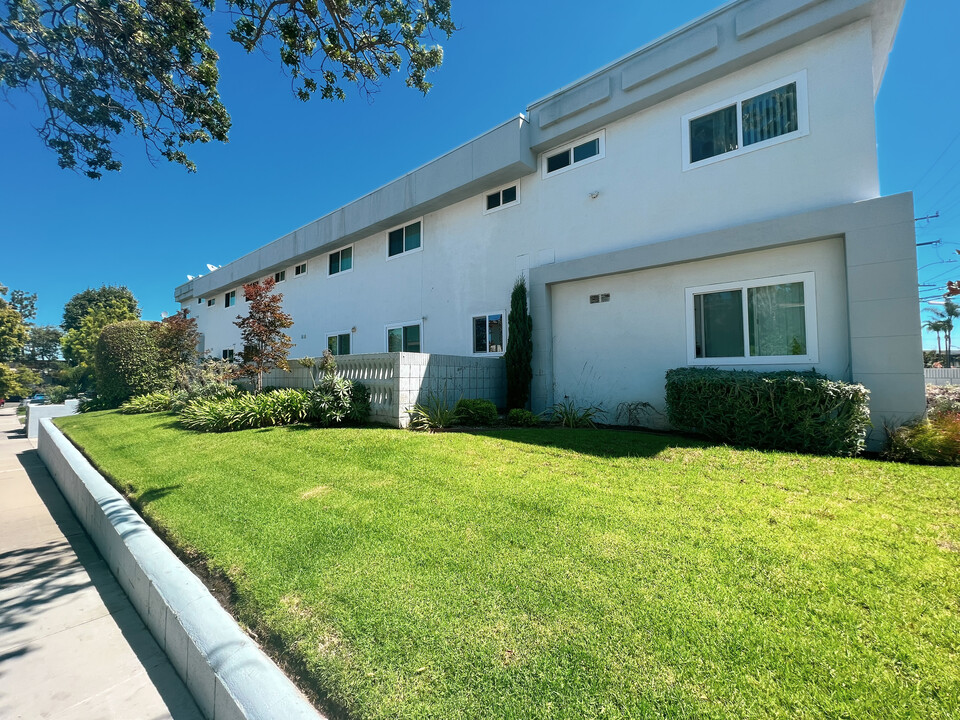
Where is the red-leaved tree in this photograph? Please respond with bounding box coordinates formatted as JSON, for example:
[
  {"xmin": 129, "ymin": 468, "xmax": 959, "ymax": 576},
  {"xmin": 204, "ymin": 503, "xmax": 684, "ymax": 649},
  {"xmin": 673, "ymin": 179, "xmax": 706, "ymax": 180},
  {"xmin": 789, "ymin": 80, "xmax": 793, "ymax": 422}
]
[{"xmin": 234, "ymin": 278, "xmax": 294, "ymax": 392}]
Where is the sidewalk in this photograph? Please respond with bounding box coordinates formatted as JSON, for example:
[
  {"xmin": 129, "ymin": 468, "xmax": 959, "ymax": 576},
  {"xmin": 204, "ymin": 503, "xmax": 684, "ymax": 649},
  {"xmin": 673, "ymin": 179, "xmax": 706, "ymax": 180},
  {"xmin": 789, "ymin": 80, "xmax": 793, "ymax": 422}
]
[{"xmin": 0, "ymin": 406, "xmax": 202, "ymax": 719}]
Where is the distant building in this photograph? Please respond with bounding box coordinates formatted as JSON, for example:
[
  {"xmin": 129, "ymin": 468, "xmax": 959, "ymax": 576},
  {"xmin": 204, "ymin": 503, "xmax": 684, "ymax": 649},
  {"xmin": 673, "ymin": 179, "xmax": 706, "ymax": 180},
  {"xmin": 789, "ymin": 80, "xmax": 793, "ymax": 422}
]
[{"xmin": 176, "ymin": 0, "xmax": 922, "ymax": 445}]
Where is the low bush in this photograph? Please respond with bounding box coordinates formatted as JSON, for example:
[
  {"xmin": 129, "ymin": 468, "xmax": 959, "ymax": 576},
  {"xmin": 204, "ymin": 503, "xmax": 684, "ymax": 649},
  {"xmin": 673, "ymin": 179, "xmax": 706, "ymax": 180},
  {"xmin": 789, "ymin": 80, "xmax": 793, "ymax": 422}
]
[
  {"xmin": 180, "ymin": 389, "xmax": 310, "ymax": 432},
  {"xmin": 507, "ymin": 408, "xmax": 540, "ymax": 427},
  {"xmin": 409, "ymin": 393, "xmax": 460, "ymax": 431},
  {"xmin": 46, "ymin": 386, "xmax": 70, "ymax": 404},
  {"xmin": 94, "ymin": 320, "xmax": 169, "ymax": 407},
  {"xmin": 308, "ymin": 375, "xmax": 370, "ymax": 426},
  {"xmin": 170, "ymin": 359, "xmax": 239, "ymax": 412},
  {"xmin": 664, "ymin": 368, "xmax": 870, "ymax": 456},
  {"xmin": 454, "ymin": 398, "xmax": 498, "ymax": 426},
  {"xmin": 171, "ymin": 383, "xmax": 241, "ymax": 412},
  {"xmin": 926, "ymin": 384, "xmax": 960, "ymax": 417},
  {"xmin": 885, "ymin": 413, "xmax": 960, "ymax": 465},
  {"xmin": 119, "ymin": 392, "xmax": 173, "ymax": 414},
  {"xmin": 551, "ymin": 399, "xmax": 603, "ymax": 429}
]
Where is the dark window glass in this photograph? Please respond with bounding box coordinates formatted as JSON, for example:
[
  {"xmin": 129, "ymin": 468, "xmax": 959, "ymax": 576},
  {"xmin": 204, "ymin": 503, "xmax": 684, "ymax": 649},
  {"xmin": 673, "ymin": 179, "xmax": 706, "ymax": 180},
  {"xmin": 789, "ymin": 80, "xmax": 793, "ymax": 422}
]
[
  {"xmin": 488, "ymin": 314, "xmax": 503, "ymax": 352},
  {"xmin": 403, "ymin": 324, "xmax": 420, "ymax": 353},
  {"xmin": 340, "ymin": 247, "xmax": 352, "ymax": 271},
  {"xmin": 694, "ymin": 290, "xmax": 744, "ymax": 358},
  {"xmin": 501, "ymin": 186, "xmax": 517, "ymax": 205},
  {"xmin": 208, "ymin": 299, "xmax": 215, "ymax": 307},
  {"xmin": 329, "ymin": 252, "xmax": 340, "ymax": 275},
  {"xmin": 388, "ymin": 228, "xmax": 405, "ymax": 257},
  {"xmin": 573, "ymin": 138, "xmax": 600, "ymax": 163},
  {"xmin": 486, "ymin": 192, "xmax": 501, "ymax": 210},
  {"xmin": 473, "ymin": 316, "xmax": 486, "ymax": 353},
  {"xmin": 295, "ymin": 263, "xmax": 306, "ymax": 275},
  {"xmin": 387, "ymin": 327, "xmax": 402, "ymax": 352},
  {"xmin": 546, "ymin": 150, "xmax": 571, "ymax": 173},
  {"xmin": 197, "ymin": 298, "xmax": 203, "ymax": 305},
  {"xmin": 404, "ymin": 222, "xmax": 421, "ymax": 252},
  {"xmin": 338, "ymin": 333, "xmax": 351, "ymax": 355},
  {"xmin": 274, "ymin": 270, "xmax": 285, "ymax": 282},
  {"xmin": 328, "ymin": 335, "xmax": 338, "ymax": 354},
  {"xmin": 690, "ymin": 104, "xmax": 738, "ymax": 163},
  {"xmin": 742, "ymin": 83, "xmax": 798, "ymax": 146}
]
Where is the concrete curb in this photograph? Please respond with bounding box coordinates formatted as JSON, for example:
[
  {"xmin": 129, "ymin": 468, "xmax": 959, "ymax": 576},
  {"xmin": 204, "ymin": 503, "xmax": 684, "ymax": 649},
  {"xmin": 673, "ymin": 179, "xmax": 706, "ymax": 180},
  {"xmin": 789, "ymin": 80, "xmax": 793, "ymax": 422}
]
[{"xmin": 37, "ymin": 418, "xmax": 324, "ymax": 720}]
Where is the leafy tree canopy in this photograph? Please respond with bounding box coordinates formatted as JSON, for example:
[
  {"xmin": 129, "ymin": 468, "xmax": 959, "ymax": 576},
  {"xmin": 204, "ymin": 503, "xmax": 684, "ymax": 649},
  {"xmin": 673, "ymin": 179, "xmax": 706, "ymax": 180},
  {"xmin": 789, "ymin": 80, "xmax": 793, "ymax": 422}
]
[
  {"xmin": 0, "ymin": 0, "xmax": 455, "ymax": 178},
  {"xmin": 0, "ymin": 363, "xmax": 41, "ymax": 398},
  {"xmin": 9, "ymin": 289, "xmax": 37, "ymax": 323},
  {"xmin": 25, "ymin": 324, "xmax": 63, "ymax": 363},
  {"xmin": 0, "ymin": 304, "xmax": 28, "ymax": 362},
  {"xmin": 61, "ymin": 297, "xmax": 139, "ymax": 368},
  {"xmin": 235, "ymin": 276, "xmax": 294, "ymax": 392},
  {"xmin": 62, "ymin": 285, "xmax": 140, "ymax": 332}
]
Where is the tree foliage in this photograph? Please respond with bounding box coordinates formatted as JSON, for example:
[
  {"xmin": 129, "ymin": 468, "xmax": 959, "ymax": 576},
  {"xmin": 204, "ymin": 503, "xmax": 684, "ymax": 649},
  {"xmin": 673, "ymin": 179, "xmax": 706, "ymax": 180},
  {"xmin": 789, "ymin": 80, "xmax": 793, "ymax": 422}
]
[
  {"xmin": 1, "ymin": 0, "xmax": 455, "ymax": 178},
  {"xmin": 62, "ymin": 285, "xmax": 139, "ymax": 332},
  {"xmin": 0, "ymin": 363, "xmax": 41, "ymax": 398},
  {"xmin": 156, "ymin": 308, "xmax": 201, "ymax": 366},
  {"xmin": 504, "ymin": 275, "xmax": 532, "ymax": 410},
  {"xmin": 9, "ymin": 289, "xmax": 36, "ymax": 323},
  {"xmin": 926, "ymin": 300, "xmax": 960, "ymax": 369},
  {"xmin": 0, "ymin": 282, "xmax": 30, "ymax": 361},
  {"xmin": 25, "ymin": 324, "xmax": 63, "ymax": 362},
  {"xmin": 61, "ymin": 298, "xmax": 139, "ymax": 383},
  {"xmin": 235, "ymin": 277, "xmax": 294, "ymax": 392},
  {"xmin": 95, "ymin": 320, "xmax": 169, "ymax": 407}
]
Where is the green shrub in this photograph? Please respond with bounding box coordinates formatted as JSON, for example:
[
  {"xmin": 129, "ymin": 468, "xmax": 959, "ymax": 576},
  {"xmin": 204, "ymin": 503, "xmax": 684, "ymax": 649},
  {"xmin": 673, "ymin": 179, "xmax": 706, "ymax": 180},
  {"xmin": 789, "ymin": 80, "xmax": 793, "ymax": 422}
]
[
  {"xmin": 308, "ymin": 375, "xmax": 364, "ymax": 426},
  {"xmin": 504, "ymin": 276, "xmax": 533, "ymax": 410},
  {"xmin": 180, "ymin": 389, "xmax": 311, "ymax": 432},
  {"xmin": 78, "ymin": 395, "xmax": 111, "ymax": 413},
  {"xmin": 926, "ymin": 384, "xmax": 960, "ymax": 418},
  {"xmin": 507, "ymin": 408, "xmax": 540, "ymax": 427},
  {"xmin": 94, "ymin": 320, "xmax": 169, "ymax": 408},
  {"xmin": 46, "ymin": 385, "xmax": 70, "ymax": 404},
  {"xmin": 664, "ymin": 368, "xmax": 870, "ymax": 456},
  {"xmin": 349, "ymin": 382, "xmax": 371, "ymax": 423},
  {"xmin": 119, "ymin": 391, "xmax": 173, "ymax": 414},
  {"xmin": 171, "ymin": 383, "xmax": 241, "ymax": 413},
  {"xmin": 409, "ymin": 393, "xmax": 459, "ymax": 431},
  {"xmin": 454, "ymin": 398, "xmax": 498, "ymax": 426},
  {"xmin": 885, "ymin": 412, "xmax": 960, "ymax": 465},
  {"xmin": 551, "ymin": 399, "xmax": 603, "ymax": 428}
]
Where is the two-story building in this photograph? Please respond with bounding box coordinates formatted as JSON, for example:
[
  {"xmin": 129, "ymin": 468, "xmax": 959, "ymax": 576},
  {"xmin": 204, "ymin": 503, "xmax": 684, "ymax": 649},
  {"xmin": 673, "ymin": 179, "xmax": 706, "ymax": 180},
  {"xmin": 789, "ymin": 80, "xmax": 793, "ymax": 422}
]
[{"xmin": 175, "ymin": 0, "xmax": 923, "ymax": 445}]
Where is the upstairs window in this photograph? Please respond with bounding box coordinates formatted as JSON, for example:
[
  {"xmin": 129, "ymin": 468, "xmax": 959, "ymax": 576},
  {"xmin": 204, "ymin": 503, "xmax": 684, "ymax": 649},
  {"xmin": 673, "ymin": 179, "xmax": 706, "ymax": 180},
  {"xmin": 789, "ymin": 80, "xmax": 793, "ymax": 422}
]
[
  {"xmin": 473, "ymin": 313, "xmax": 504, "ymax": 354},
  {"xmin": 485, "ymin": 185, "xmax": 518, "ymax": 213},
  {"xmin": 274, "ymin": 270, "xmax": 285, "ymax": 283},
  {"xmin": 329, "ymin": 246, "xmax": 353, "ymax": 275},
  {"xmin": 197, "ymin": 298, "xmax": 203, "ymax": 305},
  {"xmin": 222, "ymin": 349, "xmax": 234, "ymax": 361},
  {"xmin": 224, "ymin": 290, "xmax": 235, "ymax": 308},
  {"xmin": 207, "ymin": 298, "xmax": 215, "ymax": 307},
  {"xmin": 683, "ymin": 72, "xmax": 807, "ymax": 169},
  {"xmin": 686, "ymin": 273, "xmax": 817, "ymax": 364},
  {"xmin": 386, "ymin": 322, "xmax": 421, "ymax": 353},
  {"xmin": 295, "ymin": 262, "xmax": 307, "ymax": 276},
  {"xmin": 328, "ymin": 333, "xmax": 351, "ymax": 355},
  {"xmin": 542, "ymin": 131, "xmax": 605, "ymax": 178},
  {"xmin": 387, "ymin": 220, "xmax": 422, "ymax": 258}
]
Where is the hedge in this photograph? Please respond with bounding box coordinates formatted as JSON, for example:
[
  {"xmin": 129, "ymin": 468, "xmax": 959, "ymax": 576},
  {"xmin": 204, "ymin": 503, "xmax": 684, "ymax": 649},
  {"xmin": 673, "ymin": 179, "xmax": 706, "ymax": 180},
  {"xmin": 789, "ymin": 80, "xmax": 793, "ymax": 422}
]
[
  {"xmin": 94, "ymin": 321, "xmax": 169, "ymax": 408},
  {"xmin": 664, "ymin": 367, "xmax": 870, "ymax": 456}
]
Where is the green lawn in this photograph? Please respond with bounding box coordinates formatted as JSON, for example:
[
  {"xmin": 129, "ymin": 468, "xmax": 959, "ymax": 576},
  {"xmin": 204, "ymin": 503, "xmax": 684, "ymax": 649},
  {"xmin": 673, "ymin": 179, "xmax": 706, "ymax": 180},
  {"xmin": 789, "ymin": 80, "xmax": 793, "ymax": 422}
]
[{"xmin": 56, "ymin": 412, "xmax": 959, "ymax": 719}]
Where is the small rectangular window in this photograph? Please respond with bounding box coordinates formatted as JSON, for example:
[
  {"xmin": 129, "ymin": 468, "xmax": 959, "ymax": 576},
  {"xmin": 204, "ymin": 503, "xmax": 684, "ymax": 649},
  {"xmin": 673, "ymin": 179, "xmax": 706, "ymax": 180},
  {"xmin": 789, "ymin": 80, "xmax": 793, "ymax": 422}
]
[
  {"xmin": 387, "ymin": 221, "xmax": 422, "ymax": 258},
  {"xmin": 542, "ymin": 130, "xmax": 605, "ymax": 178},
  {"xmin": 224, "ymin": 291, "xmax": 235, "ymax": 308},
  {"xmin": 207, "ymin": 298, "xmax": 215, "ymax": 307},
  {"xmin": 329, "ymin": 246, "xmax": 353, "ymax": 275},
  {"xmin": 327, "ymin": 333, "xmax": 351, "ymax": 355},
  {"xmin": 295, "ymin": 263, "xmax": 307, "ymax": 276},
  {"xmin": 690, "ymin": 104, "xmax": 738, "ymax": 164},
  {"xmin": 222, "ymin": 349, "xmax": 234, "ymax": 361},
  {"xmin": 197, "ymin": 298, "xmax": 203, "ymax": 305},
  {"xmin": 386, "ymin": 323, "xmax": 421, "ymax": 352},
  {"xmin": 274, "ymin": 270, "xmax": 285, "ymax": 283},
  {"xmin": 472, "ymin": 313, "xmax": 504, "ymax": 354},
  {"xmin": 484, "ymin": 185, "xmax": 519, "ymax": 214}
]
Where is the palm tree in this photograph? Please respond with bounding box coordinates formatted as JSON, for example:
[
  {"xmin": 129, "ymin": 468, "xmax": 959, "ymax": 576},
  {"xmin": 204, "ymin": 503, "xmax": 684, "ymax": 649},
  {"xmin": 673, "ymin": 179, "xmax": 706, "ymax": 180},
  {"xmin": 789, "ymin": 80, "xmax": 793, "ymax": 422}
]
[
  {"xmin": 924, "ymin": 319, "xmax": 945, "ymax": 364},
  {"xmin": 927, "ymin": 301, "xmax": 960, "ymax": 368}
]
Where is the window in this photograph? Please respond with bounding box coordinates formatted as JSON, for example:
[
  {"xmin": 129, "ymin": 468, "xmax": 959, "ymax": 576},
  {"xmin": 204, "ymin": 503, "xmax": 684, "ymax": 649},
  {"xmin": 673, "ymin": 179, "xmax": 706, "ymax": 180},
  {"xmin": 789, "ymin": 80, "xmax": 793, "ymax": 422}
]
[
  {"xmin": 541, "ymin": 130, "xmax": 605, "ymax": 178},
  {"xmin": 472, "ymin": 313, "xmax": 504, "ymax": 354},
  {"xmin": 329, "ymin": 246, "xmax": 353, "ymax": 275},
  {"xmin": 222, "ymin": 349, "xmax": 234, "ymax": 361},
  {"xmin": 197, "ymin": 298, "xmax": 203, "ymax": 305},
  {"xmin": 386, "ymin": 323, "xmax": 421, "ymax": 353},
  {"xmin": 224, "ymin": 290, "xmax": 235, "ymax": 308},
  {"xmin": 683, "ymin": 72, "xmax": 807, "ymax": 169},
  {"xmin": 387, "ymin": 221, "xmax": 422, "ymax": 258},
  {"xmin": 207, "ymin": 298, "xmax": 216, "ymax": 307},
  {"xmin": 295, "ymin": 262, "xmax": 307, "ymax": 276},
  {"xmin": 327, "ymin": 333, "xmax": 351, "ymax": 355},
  {"xmin": 274, "ymin": 270, "xmax": 285, "ymax": 283},
  {"xmin": 686, "ymin": 273, "xmax": 817, "ymax": 364},
  {"xmin": 484, "ymin": 184, "xmax": 519, "ymax": 213}
]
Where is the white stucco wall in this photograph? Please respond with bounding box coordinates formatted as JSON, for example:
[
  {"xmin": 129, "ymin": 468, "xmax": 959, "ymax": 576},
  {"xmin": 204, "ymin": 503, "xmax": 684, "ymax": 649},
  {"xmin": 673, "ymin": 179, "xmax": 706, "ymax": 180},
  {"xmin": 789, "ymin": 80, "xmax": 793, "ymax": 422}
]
[
  {"xmin": 187, "ymin": 21, "xmax": 879, "ymax": 368},
  {"xmin": 549, "ymin": 238, "xmax": 849, "ymax": 422}
]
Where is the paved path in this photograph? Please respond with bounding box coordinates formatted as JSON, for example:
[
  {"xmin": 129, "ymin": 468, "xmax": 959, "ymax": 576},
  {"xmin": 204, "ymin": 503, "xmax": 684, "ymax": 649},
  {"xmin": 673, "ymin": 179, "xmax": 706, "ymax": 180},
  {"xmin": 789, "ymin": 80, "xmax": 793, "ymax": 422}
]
[{"xmin": 0, "ymin": 407, "xmax": 202, "ymax": 720}]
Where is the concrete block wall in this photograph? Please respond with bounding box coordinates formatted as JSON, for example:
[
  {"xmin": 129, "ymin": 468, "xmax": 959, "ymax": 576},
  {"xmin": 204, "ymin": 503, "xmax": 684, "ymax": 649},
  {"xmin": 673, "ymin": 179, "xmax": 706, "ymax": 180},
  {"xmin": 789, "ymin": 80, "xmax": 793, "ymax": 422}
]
[
  {"xmin": 37, "ymin": 419, "xmax": 323, "ymax": 720},
  {"xmin": 25, "ymin": 400, "xmax": 78, "ymax": 439}
]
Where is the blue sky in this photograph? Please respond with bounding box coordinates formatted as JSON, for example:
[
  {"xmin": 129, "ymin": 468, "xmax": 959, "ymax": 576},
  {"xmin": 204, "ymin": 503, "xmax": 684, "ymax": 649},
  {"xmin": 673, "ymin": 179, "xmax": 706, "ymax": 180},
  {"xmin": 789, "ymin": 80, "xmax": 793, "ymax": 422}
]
[{"xmin": 1, "ymin": 0, "xmax": 958, "ymax": 349}]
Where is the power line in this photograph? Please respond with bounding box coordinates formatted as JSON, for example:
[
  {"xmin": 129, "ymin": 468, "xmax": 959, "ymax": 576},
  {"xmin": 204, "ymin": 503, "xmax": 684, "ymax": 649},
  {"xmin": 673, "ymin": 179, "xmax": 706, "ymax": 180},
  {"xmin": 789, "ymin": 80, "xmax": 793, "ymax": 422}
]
[{"xmin": 913, "ymin": 127, "xmax": 960, "ymax": 192}]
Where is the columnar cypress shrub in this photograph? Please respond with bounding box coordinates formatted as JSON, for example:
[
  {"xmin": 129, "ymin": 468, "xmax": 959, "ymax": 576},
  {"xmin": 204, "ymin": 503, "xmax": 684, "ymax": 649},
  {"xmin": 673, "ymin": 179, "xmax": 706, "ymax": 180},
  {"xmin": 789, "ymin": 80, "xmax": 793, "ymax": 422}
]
[
  {"xmin": 504, "ymin": 276, "xmax": 532, "ymax": 410},
  {"xmin": 664, "ymin": 367, "xmax": 870, "ymax": 456},
  {"xmin": 94, "ymin": 320, "xmax": 169, "ymax": 408}
]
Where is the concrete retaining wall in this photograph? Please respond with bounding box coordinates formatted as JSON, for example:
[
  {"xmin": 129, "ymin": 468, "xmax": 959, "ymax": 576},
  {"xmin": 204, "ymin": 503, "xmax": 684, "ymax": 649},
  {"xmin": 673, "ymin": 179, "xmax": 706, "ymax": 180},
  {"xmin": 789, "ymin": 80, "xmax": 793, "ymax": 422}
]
[
  {"xmin": 26, "ymin": 400, "xmax": 79, "ymax": 439},
  {"xmin": 37, "ymin": 418, "xmax": 324, "ymax": 720}
]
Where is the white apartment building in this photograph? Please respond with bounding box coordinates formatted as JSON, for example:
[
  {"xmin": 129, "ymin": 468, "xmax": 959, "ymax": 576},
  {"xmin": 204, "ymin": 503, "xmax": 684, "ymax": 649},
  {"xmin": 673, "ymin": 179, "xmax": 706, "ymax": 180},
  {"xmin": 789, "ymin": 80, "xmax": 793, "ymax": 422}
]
[{"xmin": 176, "ymin": 0, "xmax": 923, "ymax": 444}]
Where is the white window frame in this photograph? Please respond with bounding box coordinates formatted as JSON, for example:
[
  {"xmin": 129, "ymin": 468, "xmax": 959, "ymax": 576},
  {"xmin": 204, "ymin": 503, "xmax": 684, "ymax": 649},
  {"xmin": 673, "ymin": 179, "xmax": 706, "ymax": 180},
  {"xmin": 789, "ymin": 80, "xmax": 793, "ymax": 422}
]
[
  {"xmin": 385, "ymin": 321, "xmax": 423, "ymax": 353},
  {"xmin": 207, "ymin": 298, "xmax": 215, "ymax": 307},
  {"xmin": 294, "ymin": 262, "xmax": 308, "ymax": 277},
  {"xmin": 222, "ymin": 348, "xmax": 234, "ymax": 362},
  {"xmin": 482, "ymin": 183, "xmax": 520, "ymax": 215},
  {"xmin": 224, "ymin": 290, "xmax": 236, "ymax": 308},
  {"xmin": 328, "ymin": 245, "xmax": 354, "ymax": 276},
  {"xmin": 273, "ymin": 270, "xmax": 286, "ymax": 284},
  {"xmin": 540, "ymin": 129, "xmax": 605, "ymax": 179},
  {"xmin": 682, "ymin": 71, "xmax": 808, "ymax": 171},
  {"xmin": 685, "ymin": 272, "xmax": 818, "ymax": 365},
  {"xmin": 326, "ymin": 331, "xmax": 352, "ymax": 355},
  {"xmin": 385, "ymin": 218, "xmax": 423, "ymax": 261},
  {"xmin": 470, "ymin": 311, "xmax": 506, "ymax": 356}
]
